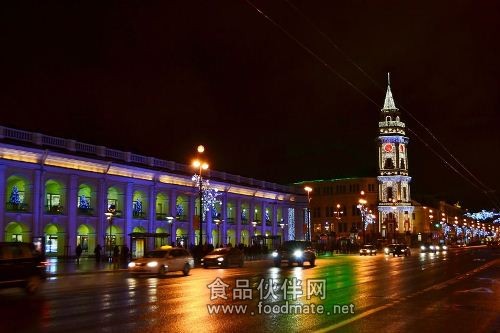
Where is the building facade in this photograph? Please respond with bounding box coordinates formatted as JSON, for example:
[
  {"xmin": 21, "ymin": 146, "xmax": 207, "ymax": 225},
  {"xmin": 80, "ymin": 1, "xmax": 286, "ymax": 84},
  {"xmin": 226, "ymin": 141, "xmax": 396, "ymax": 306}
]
[
  {"xmin": 295, "ymin": 177, "xmax": 378, "ymax": 245},
  {"xmin": 0, "ymin": 126, "xmax": 306, "ymax": 258},
  {"xmin": 377, "ymin": 75, "xmax": 414, "ymax": 243}
]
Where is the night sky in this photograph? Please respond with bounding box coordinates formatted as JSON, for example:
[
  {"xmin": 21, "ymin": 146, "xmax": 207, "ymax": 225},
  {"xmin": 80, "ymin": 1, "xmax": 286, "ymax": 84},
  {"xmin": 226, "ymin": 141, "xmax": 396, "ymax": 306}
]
[{"xmin": 1, "ymin": 1, "xmax": 499, "ymax": 211}]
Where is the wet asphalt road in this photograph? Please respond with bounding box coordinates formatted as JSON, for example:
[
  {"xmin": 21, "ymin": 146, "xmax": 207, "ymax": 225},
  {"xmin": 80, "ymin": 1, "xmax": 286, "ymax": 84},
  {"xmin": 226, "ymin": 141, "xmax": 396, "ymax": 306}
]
[{"xmin": 1, "ymin": 247, "xmax": 498, "ymax": 333}]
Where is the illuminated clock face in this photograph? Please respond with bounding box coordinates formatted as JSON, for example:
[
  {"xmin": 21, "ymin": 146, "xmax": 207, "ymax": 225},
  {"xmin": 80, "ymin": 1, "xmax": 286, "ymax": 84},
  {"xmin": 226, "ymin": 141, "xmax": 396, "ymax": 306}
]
[{"xmin": 384, "ymin": 144, "xmax": 393, "ymax": 152}]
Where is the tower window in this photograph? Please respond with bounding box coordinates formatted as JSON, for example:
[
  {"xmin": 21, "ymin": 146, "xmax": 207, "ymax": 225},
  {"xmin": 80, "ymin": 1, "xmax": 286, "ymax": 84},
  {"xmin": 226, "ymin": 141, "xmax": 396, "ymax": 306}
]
[
  {"xmin": 386, "ymin": 116, "xmax": 392, "ymax": 122},
  {"xmin": 403, "ymin": 187, "xmax": 407, "ymax": 201},
  {"xmin": 400, "ymin": 158, "xmax": 405, "ymax": 169},
  {"xmin": 387, "ymin": 187, "xmax": 393, "ymax": 201},
  {"xmin": 384, "ymin": 158, "xmax": 394, "ymax": 169}
]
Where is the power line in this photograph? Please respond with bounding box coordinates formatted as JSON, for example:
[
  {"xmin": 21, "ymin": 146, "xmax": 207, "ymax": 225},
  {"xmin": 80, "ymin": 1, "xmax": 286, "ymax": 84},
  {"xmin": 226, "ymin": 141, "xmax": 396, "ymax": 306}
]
[{"xmin": 245, "ymin": 0, "xmax": 498, "ymax": 209}]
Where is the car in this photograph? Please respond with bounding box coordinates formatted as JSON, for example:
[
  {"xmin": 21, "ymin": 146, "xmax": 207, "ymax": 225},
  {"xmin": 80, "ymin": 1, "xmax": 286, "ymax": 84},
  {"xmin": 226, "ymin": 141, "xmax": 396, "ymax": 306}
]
[
  {"xmin": 359, "ymin": 245, "xmax": 377, "ymax": 256},
  {"xmin": 393, "ymin": 244, "xmax": 411, "ymax": 257},
  {"xmin": 201, "ymin": 247, "xmax": 244, "ymax": 268},
  {"xmin": 383, "ymin": 244, "xmax": 397, "ymax": 255},
  {"xmin": 0, "ymin": 242, "xmax": 47, "ymax": 294},
  {"xmin": 272, "ymin": 240, "xmax": 316, "ymax": 267},
  {"xmin": 435, "ymin": 244, "xmax": 448, "ymax": 252},
  {"xmin": 420, "ymin": 243, "xmax": 437, "ymax": 253},
  {"xmin": 128, "ymin": 247, "xmax": 194, "ymax": 276}
]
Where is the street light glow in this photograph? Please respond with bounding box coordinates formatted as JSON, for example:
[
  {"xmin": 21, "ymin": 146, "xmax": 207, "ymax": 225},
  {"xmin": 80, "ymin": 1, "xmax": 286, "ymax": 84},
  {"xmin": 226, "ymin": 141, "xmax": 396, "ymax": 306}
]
[{"xmin": 197, "ymin": 145, "xmax": 205, "ymax": 153}]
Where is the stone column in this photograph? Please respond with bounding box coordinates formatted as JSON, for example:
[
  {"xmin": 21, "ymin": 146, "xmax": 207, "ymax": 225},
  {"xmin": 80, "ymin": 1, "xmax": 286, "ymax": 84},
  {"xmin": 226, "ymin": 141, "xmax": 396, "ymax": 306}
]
[
  {"xmin": 189, "ymin": 194, "xmax": 196, "ymax": 245},
  {"xmin": 125, "ymin": 183, "xmax": 134, "ymax": 241},
  {"xmin": 97, "ymin": 179, "xmax": 106, "ymax": 247},
  {"xmin": 148, "ymin": 185, "xmax": 156, "ymax": 249},
  {"xmin": 32, "ymin": 169, "xmax": 41, "ymax": 237},
  {"xmin": 67, "ymin": 174, "xmax": 78, "ymax": 256},
  {"xmin": 221, "ymin": 192, "xmax": 227, "ymax": 246},
  {"xmin": 169, "ymin": 189, "xmax": 177, "ymax": 244},
  {"xmin": 235, "ymin": 198, "xmax": 241, "ymax": 244}
]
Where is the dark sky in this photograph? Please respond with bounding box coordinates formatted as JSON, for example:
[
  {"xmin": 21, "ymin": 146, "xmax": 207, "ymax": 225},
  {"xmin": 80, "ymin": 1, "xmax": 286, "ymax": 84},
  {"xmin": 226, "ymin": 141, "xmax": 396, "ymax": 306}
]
[{"xmin": 1, "ymin": 1, "xmax": 499, "ymax": 211}]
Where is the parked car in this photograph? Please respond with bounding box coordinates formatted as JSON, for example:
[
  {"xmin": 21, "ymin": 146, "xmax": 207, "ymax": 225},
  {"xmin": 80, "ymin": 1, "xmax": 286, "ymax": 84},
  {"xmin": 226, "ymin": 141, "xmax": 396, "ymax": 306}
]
[
  {"xmin": 0, "ymin": 242, "xmax": 47, "ymax": 294},
  {"xmin": 272, "ymin": 240, "xmax": 316, "ymax": 267},
  {"xmin": 383, "ymin": 244, "xmax": 398, "ymax": 255},
  {"xmin": 128, "ymin": 247, "xmax": 194, "ymax": 276},
  {"xmin": 359, "ymin": 244, "xmax": 377, "ymax": 256},
  {"xmin": 201, "ymin": 247, "xmax": 244, "ymax": 268},
  {"xmin": 393, "ymin": 244, "xmax": 411, "ymax": 257}
]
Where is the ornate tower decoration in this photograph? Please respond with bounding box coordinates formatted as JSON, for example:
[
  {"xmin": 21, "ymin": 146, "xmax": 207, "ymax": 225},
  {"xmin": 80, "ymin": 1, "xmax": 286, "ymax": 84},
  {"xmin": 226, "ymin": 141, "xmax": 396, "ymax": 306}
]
[{"xmin": 377, "ymin": 74, "xmax": 414, "ymax": 242}]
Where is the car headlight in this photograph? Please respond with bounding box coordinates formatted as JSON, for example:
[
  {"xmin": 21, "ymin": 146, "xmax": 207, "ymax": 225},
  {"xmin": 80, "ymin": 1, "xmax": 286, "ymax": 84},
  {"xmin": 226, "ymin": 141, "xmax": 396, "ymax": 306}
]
[
  {"xmin": 384, "ymin": 248, "xmax": 389, "ymax": 253},
  {"xmin": 371, "ymin": 250, "xmax": 376, "ymax": 253},
  {"xmin": 147, "ymin": 261, "xmax": 158, "ymax": 267},
  {"xmin": 430, "ymin": 246, "xmax": 435, "ymax": 250},
  {"xmin": 272, "ymin": 252, "xmax": 278, "ymax": 257},
  {"xmin": 217, "ymin": 257, "xmax": 224, "ymax": 262},
  {"xmin": 293, "ymin": 250, "xmax": 303, "ymax": 258},
  {"xmin": 421, "ymin": 246, "xmax": 426, "ymax": 250},
  {"xmin": 128, "ymin": 262, "xmax": 136, "ymax": 268},
  {"xmin": 442, "ymin": 246, "xmax": 448, "ymax": 250}
]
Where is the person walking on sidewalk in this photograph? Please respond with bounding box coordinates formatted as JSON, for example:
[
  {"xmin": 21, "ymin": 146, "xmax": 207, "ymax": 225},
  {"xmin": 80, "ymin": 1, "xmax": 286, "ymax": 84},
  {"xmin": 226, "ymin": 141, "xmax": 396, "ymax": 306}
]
[
  {"xmin": 94, "ymin": 244, "xmax": 102, "ymax": 263},
  {"xmin": 112, "ymin": 245, "xmax": 120, "ymax": 268},
  {"xmin": 76, "ymin": 244, "xmax": 83, "ymax": 264}
]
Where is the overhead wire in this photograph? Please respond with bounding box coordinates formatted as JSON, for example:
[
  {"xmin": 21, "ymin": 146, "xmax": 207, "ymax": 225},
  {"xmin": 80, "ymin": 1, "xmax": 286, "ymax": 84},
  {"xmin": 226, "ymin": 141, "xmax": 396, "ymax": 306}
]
[
  {"xmin": 245, "ymin": 0, "xmax": 499, "ymax": 209},
  {"xmin": 281, "ymin": 0, "xmax": 499, "ymax": 207}
]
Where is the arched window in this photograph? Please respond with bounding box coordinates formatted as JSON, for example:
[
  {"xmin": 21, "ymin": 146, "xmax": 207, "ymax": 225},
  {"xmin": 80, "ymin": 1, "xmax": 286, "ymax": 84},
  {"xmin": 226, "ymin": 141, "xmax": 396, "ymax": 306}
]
[
  {"xmin": 400, "ymin": 158, "xmax": 406, "ymax": 169},
  {"xmin": 387, "ymin": 187, "xmax": 393, "ymax": 201},
  {"xmin": 384, "ymin": 158, "xmax": 394, "ymax": 169},
  {"xmin": 386, "ymin": 116, "xmax": 392, "ymax": 122}
]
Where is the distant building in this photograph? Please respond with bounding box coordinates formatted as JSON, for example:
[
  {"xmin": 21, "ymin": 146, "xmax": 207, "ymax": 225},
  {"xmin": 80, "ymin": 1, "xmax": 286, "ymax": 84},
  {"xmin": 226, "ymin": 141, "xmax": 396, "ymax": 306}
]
[
  {"xmin": 0, "ymin": 126, "xmax": 306, "ymax": 258},
  {"xmin": 294, "ymin": 177, "xmax": 378, "ymax": 244}
]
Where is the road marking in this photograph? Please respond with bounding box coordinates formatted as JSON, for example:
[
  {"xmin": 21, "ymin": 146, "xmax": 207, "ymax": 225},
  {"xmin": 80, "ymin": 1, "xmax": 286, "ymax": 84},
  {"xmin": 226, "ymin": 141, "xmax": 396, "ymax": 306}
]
[{"xmin": 314, "ymin": 258, "xmax": 499, "ymax": 333}]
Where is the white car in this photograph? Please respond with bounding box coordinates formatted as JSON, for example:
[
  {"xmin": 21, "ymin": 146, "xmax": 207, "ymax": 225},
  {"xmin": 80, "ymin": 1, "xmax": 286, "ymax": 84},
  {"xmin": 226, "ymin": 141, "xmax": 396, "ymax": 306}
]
[{"xmin": 128, "ymin": 247, "xmax": 194, "ymax": 276}]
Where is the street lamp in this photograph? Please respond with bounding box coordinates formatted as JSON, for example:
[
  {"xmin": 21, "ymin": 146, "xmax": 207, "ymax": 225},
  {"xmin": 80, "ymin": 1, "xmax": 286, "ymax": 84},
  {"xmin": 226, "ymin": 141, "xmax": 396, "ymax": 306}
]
[
  {"xmin": 214, "ymin": 219, "xmax": 221, "ymax": 247},
  {"xmin": 335, "ymin": 204, "xmax": 343, "ymax": 235},
  {"xmin": 105, "ymin": 205, "xmax": 116, "ymax": 262},
  {"xmin": 192, "ymin": 145, "xmax": 209, "ymax": 246},
  {"xmin": 304, "ymin": 186, "xmax": 312, "ymax": 242},
  {"xmin": 357, "ymin": 191, "xmax": 368, "ymax": 245},
  {"xmin": 279, "ymin": 221, "xmax": 285, "ymax": 244},
  {"xmin": 251, "ymin": 221, "xmax": 258, "ymax": 246},
  {"xmin": 166, "ymin": 216, "xmax": 174, "ymax": 245}
]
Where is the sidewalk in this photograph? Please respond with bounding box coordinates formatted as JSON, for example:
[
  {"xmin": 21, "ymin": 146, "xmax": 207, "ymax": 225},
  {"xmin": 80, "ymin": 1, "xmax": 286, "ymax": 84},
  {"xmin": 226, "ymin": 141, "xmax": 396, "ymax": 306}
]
[{"xmin": 45, "ymin": 257, "xmax": 128, "ymax": 277}]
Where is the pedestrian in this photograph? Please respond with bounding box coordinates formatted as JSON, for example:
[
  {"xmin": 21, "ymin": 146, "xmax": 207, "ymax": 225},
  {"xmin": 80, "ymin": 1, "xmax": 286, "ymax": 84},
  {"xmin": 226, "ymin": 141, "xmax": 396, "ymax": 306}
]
[
  {"xmin": 76, "ymin": 244, "xmax": 83, "ymax": 264},
  {"xmin": 121, "ymin": 245, "xmax": 129, "ymax": 262},
  {"xmin": 94, "ymin": 244, "xmax": 102, "ymax": 262},
  {"xmin": 112, "ymin": 245, "xmax": 120, "ymax": 267}
]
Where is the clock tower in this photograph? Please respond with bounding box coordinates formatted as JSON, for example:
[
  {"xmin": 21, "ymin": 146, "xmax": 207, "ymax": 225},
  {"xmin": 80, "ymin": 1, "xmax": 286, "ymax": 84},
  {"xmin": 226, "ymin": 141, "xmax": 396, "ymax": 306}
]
[{"xmin": 377, "ymin": 74, "xmax": 414, "ymax": 242}]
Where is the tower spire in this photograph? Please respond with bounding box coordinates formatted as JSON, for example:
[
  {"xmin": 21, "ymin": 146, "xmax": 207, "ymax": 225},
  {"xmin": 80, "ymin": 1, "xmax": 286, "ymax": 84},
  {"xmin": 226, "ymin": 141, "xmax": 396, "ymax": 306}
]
[{"xmin": 382, "ymin": 72, "xmax": 397, "ymax": 110}]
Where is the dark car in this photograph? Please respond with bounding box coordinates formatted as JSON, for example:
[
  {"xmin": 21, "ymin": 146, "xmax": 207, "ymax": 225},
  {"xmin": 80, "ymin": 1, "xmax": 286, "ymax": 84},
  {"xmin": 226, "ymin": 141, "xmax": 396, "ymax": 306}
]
[
  {"xmin": 359, "ymin": 244, "xmax": 377, "ymax": 256},
  {"xmin": 420, "ymin": 243, "xmax": 436, "ymax": 253},
  {"xmin": 383, "ymin": 244, "xmax": 397, "ymax": 255},
  {"xmin": 393, "ymin": 244, "xmax": 411, "ymax": 257},
  {"xmin": 0, "ymin": 242, "xmax": 47, "ymax": 294},
  {"xmin": 201, "ymin": 247, "xmax": 244, "ymax": 268},
  {"xmin": 272, "ymin": 240, "xmax": 316, "ymax": 267}
]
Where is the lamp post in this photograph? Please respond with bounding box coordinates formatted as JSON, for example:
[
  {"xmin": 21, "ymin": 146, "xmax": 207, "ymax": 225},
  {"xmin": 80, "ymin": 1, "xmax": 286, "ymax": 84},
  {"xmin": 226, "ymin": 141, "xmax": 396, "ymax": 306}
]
[
  {"xmin": 105, "ymin": 205, "xmax": 116, "ymax": 261},
  {"xmin": 335, "ymin": 203, "xmax": 343, "ymax": 236},
  {"xmin": 357, "ymin": 191, "xmax": 368, "ymax": 245},
  {"xmin": 192, "ymin": 145, "xmax": 209, "ymax": 246},
  {"xmin": 251, "ymin": 221, "xmax": 257, "ymax": 245},
  {"xmin": 214, "ymin": 219, "xmax": 221, "ymax": 247},
  {"xmin": 166, "ymin": 216, "xmax": 174, "ymax": 245},
  {"xmin": 304, "ymin": 186, "xmax": 312, "ymax": 242},
  {"xmin": 279, "ymin": 221, "xmax": 285, "ymax": 244}
]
